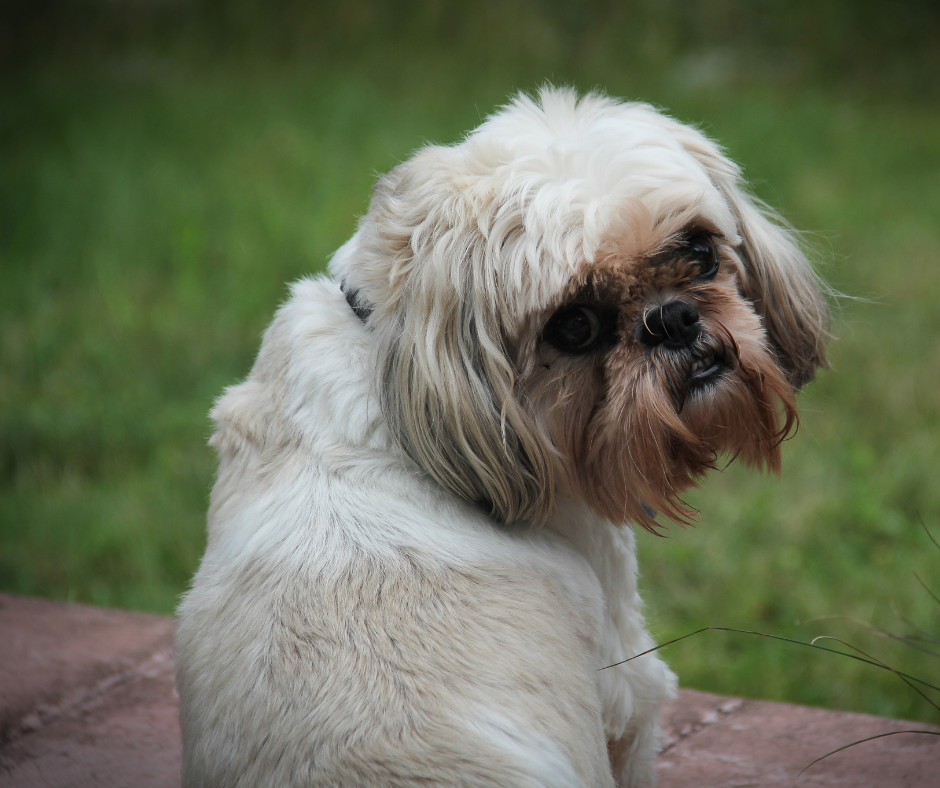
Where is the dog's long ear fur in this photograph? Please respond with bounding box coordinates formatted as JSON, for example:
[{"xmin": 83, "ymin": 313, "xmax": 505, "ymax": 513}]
[
  {"xmin": 724, "ymin": 190, "xmax": 830, "ymax": 388},
  {"xmin": 356, "ymin": 155, "xmax": 555, "ymax": 526},
  {"xmin": 679, "ymin": 132, "xmax": 831, "ymax": 388}
]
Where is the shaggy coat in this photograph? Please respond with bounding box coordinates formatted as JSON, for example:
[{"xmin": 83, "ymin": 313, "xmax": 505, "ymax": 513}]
[{"xmin": 176, "ymin": 88, "xmax": 828, "ymax": 787}]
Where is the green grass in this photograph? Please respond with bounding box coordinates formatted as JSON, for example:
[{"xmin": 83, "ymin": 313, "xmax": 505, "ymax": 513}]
[{"xmin": 2, "ymin": 17, "xmax": 939, "ymax": 725}]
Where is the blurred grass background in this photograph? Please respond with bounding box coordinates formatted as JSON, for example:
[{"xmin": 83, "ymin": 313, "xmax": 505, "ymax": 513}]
[{"xmin": 2, "ymin": 0, "xmax": 939, "ymax": 723}]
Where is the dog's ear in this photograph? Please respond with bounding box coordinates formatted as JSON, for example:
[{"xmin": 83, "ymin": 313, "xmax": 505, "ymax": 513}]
[
  {"xmin": 723, "ymin": 188, "xmax": 830, "ymax": 388},
  {"xmin": 679, "ymin": 134, "xmax": 831, "ymax": 388},
  {"xmin": 359, "ymin": 154, "xmax": 556, "ymax": 526}
]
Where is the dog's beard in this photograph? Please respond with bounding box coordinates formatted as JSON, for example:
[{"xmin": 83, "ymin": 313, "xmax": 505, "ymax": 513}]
[{"xmin": 527, "ymin": 305, "xmax": 797, "ymax": 532}]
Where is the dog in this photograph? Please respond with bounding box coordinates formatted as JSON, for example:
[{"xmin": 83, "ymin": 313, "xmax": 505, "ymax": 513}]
[{"xmin": 176, "ymin": 87, "xmax": 829, "ymax": 787}]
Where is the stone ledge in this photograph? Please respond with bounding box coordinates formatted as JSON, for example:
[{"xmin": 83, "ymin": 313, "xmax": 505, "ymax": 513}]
[
  {"xmin": 1, "ymin": 593, "xmax": 937, "ymax": 787},
  {"xmin": 657, "ymin": 689, "xmax": 939, "ymax": 787}
]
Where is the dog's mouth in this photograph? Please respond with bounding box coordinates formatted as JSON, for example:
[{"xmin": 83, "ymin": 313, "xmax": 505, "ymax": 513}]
[
  {"xmin": 651, "ymin": 339, "xmax": 732, "ymax": 410},
  {"xmin": 688, "ymin": 350, "xmax": 725, "ymax": 387}
]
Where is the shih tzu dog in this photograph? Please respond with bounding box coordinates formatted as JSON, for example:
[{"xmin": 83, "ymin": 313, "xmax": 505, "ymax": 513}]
[{"xmin": 176, "ymin": 88, "xmax": 829, "ymax": 787}]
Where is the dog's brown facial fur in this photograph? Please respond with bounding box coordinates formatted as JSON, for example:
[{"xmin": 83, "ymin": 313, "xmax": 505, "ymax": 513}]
[{"xmin": 520, "ymin": 217, "xmax": 798, "ymax": 532}]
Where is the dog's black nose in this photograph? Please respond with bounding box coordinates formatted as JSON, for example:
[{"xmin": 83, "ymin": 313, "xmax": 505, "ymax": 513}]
[{"xmin": 638, "ymin": 300, "xmax": 700, "ymax": 349}]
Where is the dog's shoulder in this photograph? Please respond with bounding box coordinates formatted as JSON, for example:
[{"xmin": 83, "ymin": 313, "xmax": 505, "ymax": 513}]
[{"xmin": 209, "ymin": 276, "xmax": 373, "ymax": 459}]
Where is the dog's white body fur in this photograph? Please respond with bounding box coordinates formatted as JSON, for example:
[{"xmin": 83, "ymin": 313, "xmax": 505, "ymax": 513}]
[
  {"xmin": 178, "ymin": 277, "xmax": 671, "ymax": 787},
  {"xmin": 177, "ymin": 89, "xmax": 827, "ymax": 787}
]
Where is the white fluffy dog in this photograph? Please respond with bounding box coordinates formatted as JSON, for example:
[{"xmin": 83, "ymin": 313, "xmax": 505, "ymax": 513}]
[{"xmin": 176, "ymin": 88, "xmax": 829, "ymax": 787}]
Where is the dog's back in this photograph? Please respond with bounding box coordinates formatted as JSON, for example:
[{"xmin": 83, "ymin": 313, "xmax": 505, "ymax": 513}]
[{"xmin": 176, "ymin": 279, "xmax": 618, "ymax": 787}]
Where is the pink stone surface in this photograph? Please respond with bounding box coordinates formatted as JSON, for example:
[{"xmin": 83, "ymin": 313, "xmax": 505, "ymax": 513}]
[
  {"xmin": 657, "ymin": 689, "xmax": 940, "ymax": 787},
  {"xmin": 0, "ymin": 594, "xmax": 179, "ymax": 787},
  {"xmin": 1, "ymin": 592, "xmax": 937, "ymax": 787}
]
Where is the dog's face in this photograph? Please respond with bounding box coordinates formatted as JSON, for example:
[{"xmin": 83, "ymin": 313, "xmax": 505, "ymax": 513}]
[
  {"xmin": 331, "ymin": 89, "xmax": 829, "ymax": 530},
  {"xmin": 518, "ymin": 210, "xmax": 802, "ymax": 530}
]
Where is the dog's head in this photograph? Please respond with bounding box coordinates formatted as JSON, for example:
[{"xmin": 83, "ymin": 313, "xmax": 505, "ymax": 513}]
[{"xmin": 330, "ymin": 88, "xmax": 829, "ymax": 530}]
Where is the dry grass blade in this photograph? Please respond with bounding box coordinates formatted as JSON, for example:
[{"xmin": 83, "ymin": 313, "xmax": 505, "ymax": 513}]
[
  {"xmin": 912, "ymin": 572, "xmax": 940, "ymax": 608},
  {"xmin": 807, "ymin": 614, "xmax": 940, "ymax": 659},
  {"xmin": 810, "ymin": 635, "xmax": 940, "ymax": 714},
  {"xmin": 919, "ymin": 516, "xmax": 940, "ymax": 552},
  {"xmin": 599, "ymin": 627, "xmax": 940, "ymax": 693},
  {"xmin": 889, "ymin": 602, "xmax": 940, "ymax": 647},
  {"xmin": 797, "ymin": 730, "xmax": 940, "ymax": 777}
]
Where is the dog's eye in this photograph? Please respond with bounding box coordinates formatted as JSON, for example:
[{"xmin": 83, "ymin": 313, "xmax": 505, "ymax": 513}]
[
  {"xmin": 544, "ymin": 305, "xmax": 605, "ymax": 354},
  {"xmin": 683, "ymin": 234, "xmax": 720, "ymax": 279}
]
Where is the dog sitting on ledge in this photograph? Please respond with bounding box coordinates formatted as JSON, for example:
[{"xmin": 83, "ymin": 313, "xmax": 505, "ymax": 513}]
[{"xmin": 176, "ymin": 88, "xmax": 829, "ymax": 788}]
